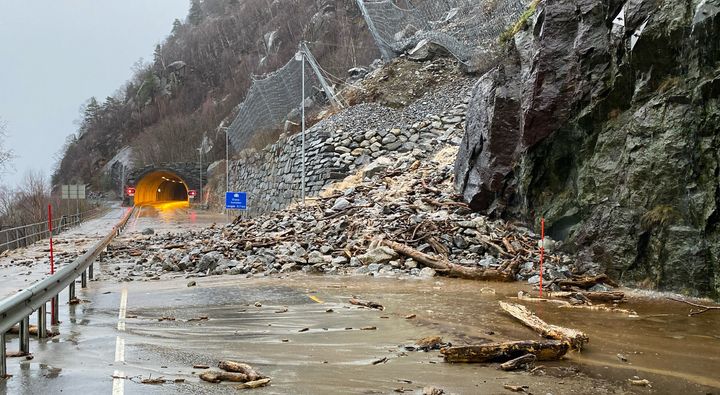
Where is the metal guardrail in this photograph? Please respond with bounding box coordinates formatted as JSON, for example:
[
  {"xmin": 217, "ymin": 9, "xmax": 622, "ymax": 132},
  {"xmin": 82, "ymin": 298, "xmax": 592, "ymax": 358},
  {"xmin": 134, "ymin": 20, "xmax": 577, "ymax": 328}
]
[
  {"xmin": 0, "ymin": 207, "xmax": 134, "ymax": 378},
  {"xmin": 0, "ymin": 207, "xmax": 104, "ymax": 253}
]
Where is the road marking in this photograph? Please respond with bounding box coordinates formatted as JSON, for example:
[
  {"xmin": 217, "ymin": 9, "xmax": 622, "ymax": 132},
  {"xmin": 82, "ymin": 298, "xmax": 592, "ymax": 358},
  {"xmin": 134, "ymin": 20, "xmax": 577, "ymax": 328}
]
[
  {"xmin": 114, "ymin": 337, "xmax": 125, "ymax": 362},
  {"xmin": 117, "ymin": 288, "xmax": 127, "ymax": 331},
  {"xmin": 113, "ymin": 288, "xmax": 128, "ymax": 395},
  {"xmin": 112, "ymin": 370, "xmax": 125, "ymax": 395},
  {"xmin": 308, "ymin": 295, "xmax": 324, "ymax": 304}
]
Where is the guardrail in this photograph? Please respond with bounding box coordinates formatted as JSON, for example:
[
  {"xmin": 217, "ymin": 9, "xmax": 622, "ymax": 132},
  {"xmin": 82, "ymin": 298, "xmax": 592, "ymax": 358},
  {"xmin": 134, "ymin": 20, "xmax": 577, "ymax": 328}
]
[
  {"xmin": 0, "ymin": 206, "xmax": 104, "ymax": 253},
  {"xmin": 0, "ymin": 207, "xmax": 134, "ymax": 378}
]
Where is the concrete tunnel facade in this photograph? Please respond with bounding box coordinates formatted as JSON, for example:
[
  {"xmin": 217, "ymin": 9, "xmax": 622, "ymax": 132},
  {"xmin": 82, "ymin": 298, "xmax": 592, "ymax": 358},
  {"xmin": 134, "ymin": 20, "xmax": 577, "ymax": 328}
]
[{"xmin": 126, "ymin": 163, "xmax": 206, "ymax": 206}]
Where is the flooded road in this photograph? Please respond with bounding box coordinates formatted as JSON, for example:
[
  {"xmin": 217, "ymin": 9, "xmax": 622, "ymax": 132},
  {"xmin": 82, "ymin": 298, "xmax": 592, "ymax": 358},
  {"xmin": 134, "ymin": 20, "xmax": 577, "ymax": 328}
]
[{"xmin": 1, "ymin": 272, "xmax": 718, "ymax": 394}]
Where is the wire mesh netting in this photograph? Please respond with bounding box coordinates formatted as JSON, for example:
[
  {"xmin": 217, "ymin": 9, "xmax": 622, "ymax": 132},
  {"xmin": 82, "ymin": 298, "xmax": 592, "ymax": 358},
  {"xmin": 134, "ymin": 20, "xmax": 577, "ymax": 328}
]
[
  {"xmin": 226, "ymin": 56, "xmax": 322, "ymax": 151},
  {"xmin": 358, "ymin": 0, "xmax": 530, "ymax": 63}
]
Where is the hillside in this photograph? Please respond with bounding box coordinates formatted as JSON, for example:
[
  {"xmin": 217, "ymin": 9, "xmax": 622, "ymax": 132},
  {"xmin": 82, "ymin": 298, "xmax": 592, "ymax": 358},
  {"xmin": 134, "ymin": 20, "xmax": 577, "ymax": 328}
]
[{"xmin": 52, "ymin": 0, "xmax": 378, "ymax": 189}]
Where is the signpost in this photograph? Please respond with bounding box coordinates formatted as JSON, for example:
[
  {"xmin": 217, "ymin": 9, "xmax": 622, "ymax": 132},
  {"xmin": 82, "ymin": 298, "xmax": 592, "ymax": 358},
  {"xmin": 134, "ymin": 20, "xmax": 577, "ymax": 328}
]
[
  {"xmin": 188, "ymin": 190, "xmax": 197, "ymax": 199},
  {"xmin": 61, "ymin": 184, "xmax": 86, "ymax": 221},
  {"xmin": 225, "ymin": 192, "xmax": 247, "ymax": 210}
]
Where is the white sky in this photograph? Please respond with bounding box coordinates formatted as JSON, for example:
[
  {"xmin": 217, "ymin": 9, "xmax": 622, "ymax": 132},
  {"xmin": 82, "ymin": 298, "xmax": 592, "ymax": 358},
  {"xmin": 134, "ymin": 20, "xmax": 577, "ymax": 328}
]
[{"xmin": 0, "ymin": 1, "xmax": 189, "ymax": 188}]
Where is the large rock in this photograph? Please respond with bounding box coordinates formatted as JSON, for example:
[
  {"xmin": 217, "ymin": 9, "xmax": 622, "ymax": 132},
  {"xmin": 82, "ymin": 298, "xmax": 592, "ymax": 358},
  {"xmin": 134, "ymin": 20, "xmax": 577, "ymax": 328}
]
[
  {"xmin": 454, "ymin": 0, "xmax": 720, "ymax": 297},
  {"xmin": 358, "ymin": 246, "xmax": 399, "ymax": 265}
]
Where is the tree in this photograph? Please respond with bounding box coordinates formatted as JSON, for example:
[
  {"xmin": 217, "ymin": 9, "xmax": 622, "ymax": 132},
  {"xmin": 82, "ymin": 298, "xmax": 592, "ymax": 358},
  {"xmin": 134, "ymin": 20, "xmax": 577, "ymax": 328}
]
[
  {"xmin": 188, "ymin": 0, "xmax": 204, "ymax": 26},
  {"xmin": 0, "ymin": 118, "xmax": 15, "ymax": 176}
]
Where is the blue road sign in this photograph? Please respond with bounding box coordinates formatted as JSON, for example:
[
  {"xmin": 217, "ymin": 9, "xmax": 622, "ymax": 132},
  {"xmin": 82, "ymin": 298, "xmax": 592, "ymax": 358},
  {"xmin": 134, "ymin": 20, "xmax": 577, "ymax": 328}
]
[{"xmin": 225, "ymin": 192, "xmax": 248, "ymax": 210}]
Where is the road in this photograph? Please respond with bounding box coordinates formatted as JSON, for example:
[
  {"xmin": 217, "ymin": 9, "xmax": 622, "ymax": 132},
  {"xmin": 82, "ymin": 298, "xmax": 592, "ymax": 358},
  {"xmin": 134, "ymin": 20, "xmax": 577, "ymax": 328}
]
[{"xmin": 1, "ymin": 202, "xmax": 719, "ymax": 394}]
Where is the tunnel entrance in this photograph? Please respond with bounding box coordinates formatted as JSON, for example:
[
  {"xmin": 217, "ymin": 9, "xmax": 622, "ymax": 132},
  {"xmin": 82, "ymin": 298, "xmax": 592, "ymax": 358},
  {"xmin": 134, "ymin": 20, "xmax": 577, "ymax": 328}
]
[{"xmin": 133, "ymin": 170, "xmax": 189, "ymax": 206}]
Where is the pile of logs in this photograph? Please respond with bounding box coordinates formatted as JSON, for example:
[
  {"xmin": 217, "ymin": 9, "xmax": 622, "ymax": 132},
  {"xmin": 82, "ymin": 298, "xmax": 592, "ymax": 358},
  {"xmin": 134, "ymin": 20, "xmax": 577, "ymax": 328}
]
[{"xmin": 199, "ymin": 360, "xmax": 270, "ymax": 389}]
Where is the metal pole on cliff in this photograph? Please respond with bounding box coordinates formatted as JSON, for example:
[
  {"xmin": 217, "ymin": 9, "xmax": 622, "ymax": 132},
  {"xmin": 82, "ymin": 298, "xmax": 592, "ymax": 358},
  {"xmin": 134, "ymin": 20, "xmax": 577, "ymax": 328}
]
[
  {"xmin": 540, "ymin": 218, "xmax": 545, "ymax": 297},
  {"xmin": 301, "ymin": 44, "xmax": 306, "ymax": 206},
  {"xmin": 225, "ymin": 127, "xmax": 230, "ymax": 220}
]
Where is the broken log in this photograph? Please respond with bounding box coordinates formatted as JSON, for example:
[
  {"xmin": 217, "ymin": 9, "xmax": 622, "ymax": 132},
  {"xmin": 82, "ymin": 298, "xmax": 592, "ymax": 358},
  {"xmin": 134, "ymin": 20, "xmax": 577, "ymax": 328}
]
[
  {"xmin": 349, "ymin": 298, "xmax": 384, "ymax": 310},
  {"xmin": 218, "ymin": 361, "xmax": 263, "ymax": 381},
  {"xmin": 556, "ymin": 274, "xmax": 617, "ymax": 290},
  {"xmin": 550, "ymin": 291, "xmax": 625, "ymax": 303},
  {"xmin": 381, "ymin": 240, "xmax": 515, "ymax": 281},
  {"xmin": 237, "ymin": 378, "xmax": 271, "ymax": 389},
  {"xmin": 669, "ymin": 297, "xmax": 720, "ymax": 316},
  {"xmin": 499, "ymin": 302, "xmax": 589, "ymax": 350},
  {"xmin": 199, "ymin": 370, "xmax": 250, "ymax": 383},
  {"xmin": 499, "ymin": 354, "xmax": 537, "ymax": 371},
  {"xmin": 441, "ymin": 340, "xmax": 569, "ymax": 363}
]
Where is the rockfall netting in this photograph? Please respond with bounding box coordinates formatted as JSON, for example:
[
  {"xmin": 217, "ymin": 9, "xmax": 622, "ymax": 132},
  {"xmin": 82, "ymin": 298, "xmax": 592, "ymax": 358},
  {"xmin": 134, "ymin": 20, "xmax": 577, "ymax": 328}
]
[{"xmin": 357, "ymin": 0, "xmax": 530, "ymax": 63}]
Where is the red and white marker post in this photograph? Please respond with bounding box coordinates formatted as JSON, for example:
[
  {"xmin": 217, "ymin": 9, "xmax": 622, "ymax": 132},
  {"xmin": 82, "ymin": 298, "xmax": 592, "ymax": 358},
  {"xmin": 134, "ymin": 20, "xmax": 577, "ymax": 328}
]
[{"xmin": 48, "ymin": 204, "xmax": 56, "ymax": 323}]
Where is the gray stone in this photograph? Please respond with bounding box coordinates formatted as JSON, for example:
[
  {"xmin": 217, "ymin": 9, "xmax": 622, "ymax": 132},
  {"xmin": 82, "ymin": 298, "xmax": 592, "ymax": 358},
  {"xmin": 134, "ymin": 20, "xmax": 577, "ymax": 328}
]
[
  {"xmin": 359, "ymin": 246, "xmax": 398, "ymax": 265},
  {"xmin": 331, "ymin": 197, "xmax": 352, "ymax": 211},
  {"xmin": 418, "ymin": 267, "xmax": 437, "ymax": 278}
]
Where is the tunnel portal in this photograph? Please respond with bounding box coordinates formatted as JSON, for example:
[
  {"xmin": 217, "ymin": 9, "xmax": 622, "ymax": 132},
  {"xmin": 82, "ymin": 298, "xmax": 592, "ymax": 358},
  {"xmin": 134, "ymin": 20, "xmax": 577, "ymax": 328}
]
[{"xmin": 133, "ymin": 170, "xmax": 189, "ymax": 205}]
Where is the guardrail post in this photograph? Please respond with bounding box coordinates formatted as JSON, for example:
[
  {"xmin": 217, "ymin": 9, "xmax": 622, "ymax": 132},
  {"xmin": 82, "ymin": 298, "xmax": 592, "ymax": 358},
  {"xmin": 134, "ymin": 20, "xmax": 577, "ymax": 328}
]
[
  {"xmin": 37, "ymin": 304, "xmax": 47, "ymax": 339},
  {"xmin": 1, "ymin": 331, "xmax": 6, "ymax": 378},
  {"xmin": 51, "ymin": 296, "xmax": 59, "ymax": 325},
  {"xmin": 81, "ymin": 271, "xmax": 87, "ymax": 288},
  {"xmin": 88, "ymin": 263, "xmax": 94, "ymax": 280},
  {"xmin": 69, "ymin": 281, "xmax": 76, "ymax": 300},
  {"xmin": 19, "ymin": 317, "xmax": 29, "ymax": 355}
]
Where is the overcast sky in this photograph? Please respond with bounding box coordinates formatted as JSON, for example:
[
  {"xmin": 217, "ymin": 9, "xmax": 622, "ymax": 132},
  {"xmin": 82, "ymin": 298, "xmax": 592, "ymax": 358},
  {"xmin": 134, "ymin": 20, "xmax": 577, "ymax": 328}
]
[{"xmin": 0, "ymin": 1, "xmax": 189, "ymax": 188}]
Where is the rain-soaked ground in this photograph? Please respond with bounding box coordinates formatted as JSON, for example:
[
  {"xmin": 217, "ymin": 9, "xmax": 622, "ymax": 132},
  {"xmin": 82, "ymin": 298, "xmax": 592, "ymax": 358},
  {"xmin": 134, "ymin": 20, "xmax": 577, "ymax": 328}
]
[{"xmin": 1, "ymin": 202, "xmax": 719, "ymax": 394}]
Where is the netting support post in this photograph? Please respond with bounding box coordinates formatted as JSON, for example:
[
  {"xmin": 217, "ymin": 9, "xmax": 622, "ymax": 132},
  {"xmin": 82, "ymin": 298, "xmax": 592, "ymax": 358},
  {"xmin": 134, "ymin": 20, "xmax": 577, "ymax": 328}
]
[
  {"xmin": 300, "ymin": 44, "xmax": 307, "ymax": 206},
  {"xmin": 301, "ymin": 42, "xmax": 344, "ymax": 109},
  {"xmin": 355, "ymin": 0, "xmax": 393, "ymax": 61}
]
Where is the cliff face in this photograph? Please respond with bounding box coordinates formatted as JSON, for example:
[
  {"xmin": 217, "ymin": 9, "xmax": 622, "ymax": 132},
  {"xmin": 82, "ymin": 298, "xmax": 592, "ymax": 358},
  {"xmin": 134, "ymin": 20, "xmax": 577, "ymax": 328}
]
[{"xmin": 455, "ymin": 0, "xmax": 720, "ymax": 297}]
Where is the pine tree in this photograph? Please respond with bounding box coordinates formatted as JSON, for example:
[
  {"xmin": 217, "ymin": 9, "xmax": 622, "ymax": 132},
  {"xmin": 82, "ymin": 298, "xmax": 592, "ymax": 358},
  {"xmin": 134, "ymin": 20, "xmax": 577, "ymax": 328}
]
[{"xmin": 188, "ymin": 0, "xmax": 204, "ymax": 26}]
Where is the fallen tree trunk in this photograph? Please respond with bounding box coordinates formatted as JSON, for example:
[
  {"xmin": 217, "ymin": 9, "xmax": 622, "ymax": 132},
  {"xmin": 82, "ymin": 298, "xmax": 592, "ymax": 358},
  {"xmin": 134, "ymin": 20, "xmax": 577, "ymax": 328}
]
[
  {"xmin": 499, "ymin": 302, "xmax": 589, "ymax": 350},
  {"xmin": 556, "ymin": 274, "xmax": 617, "ymax": 290},
  {"xmin": 349, "ymin": 298, "xmax": 384, "ymax": 310},
  {"xmin": 441, "ymin": 340, "xmax": 569, "ymax": 363},
  {"xmin": 237, "ymin": 378, "xmax": 271, "ymax": 389},
  {"xmin": 218, "ymin": 361, "xmax": 263, "ymax": 381},
  {"xmin": 550, "ymin": 291, "xmax": 625, "ymax": 303},
  {"xmin": 381, "ymin": 240, "xmax": 515, "ymax": 281},
  {"xmin": 200, "ymin": 371, "xmax": 250, "ymax": 383}
]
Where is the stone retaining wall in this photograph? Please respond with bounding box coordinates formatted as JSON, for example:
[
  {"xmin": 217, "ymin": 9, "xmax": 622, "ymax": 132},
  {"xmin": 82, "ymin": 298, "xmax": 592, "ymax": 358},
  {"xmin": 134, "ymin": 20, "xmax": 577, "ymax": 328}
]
[{"xmin": 228, "ymin": 97, "xmax": 469, "ymax": 215}]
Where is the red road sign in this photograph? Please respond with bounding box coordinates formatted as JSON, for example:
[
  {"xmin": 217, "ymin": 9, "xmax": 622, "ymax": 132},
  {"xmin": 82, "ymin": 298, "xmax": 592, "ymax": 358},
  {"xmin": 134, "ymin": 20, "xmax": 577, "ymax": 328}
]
[
  {"xmin": 188, "ymin": 190, "xmax": 197, "ymax": 198},
  {"xmin": 125, "ymin": 187, "xmax": 136, "ymax": 197}
]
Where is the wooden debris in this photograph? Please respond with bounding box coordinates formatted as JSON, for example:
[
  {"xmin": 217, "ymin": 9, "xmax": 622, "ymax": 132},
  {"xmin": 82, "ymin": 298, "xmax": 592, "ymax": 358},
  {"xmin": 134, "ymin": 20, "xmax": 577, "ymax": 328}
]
[
  {"xmin": 669, "ymin": 297, "xmax": 720, "ymax": 316},
  {"xmin": 381, "ymin": 240, "xmax": 515, "ymax": 281},
  {"xmin": 556, "ymin": 274, "xmax": 617, "ymax": 290},
  {"xmin": 372, "ymin": 357, "xmax": 389, "ymax": 365},
  {"xmin": 499, "ymin": 354, "xmax": 536, "ymax": 371},
  {"xmin": 361, "ymin": 326, "xmax": 377, "ymax": 331},
  {"xmin": 629, "ymin": 378, "xmax": 652, "ymax": 387},
  {"xmin": 9, "ymin": 324, "xmax": 59, "ymax": 337},
  {"xmin": 405, "ymin": 314, "xmax": 416, "ymax": 319},
  {"xmin": 441, "ymin": 340, "xmax": 569, "ymax": 363},
  {"xmin": 499, "ymin": 302, "xmax": 589, "ymax": 350},
  {"xmin": 200, "ymin": 371, "xmax": 250, "ymax": 383},
  {"xmin": 237, "ymin": 378, "xmax": 271, "ymax": 389},
  {"xmin": 158, "ymin": 316, "xmax": 176, "ymax": 322},
  {"xmin": 550, "ymin": 291, "xmax": 625, "ymax": 303},
  {"xmin": 517, "ymin": 292, "xmax": 637, "ymax": 316},
  {"xmin": 187, "ymin": 316, "xmax": 209, "ymax": 322},
  {"xmin": 416, "ymin": 336, "xmax": 443, "ymax": 349},
  {"xmin": 423, "ymin": 386, "xmax": 445, "ymax": 395},
  {"xmin": 141, "ymin": 376, "xmax": 166, "ymax": 384},
  {"xmin": 503, "ymin": 384, "xmax": 529, "ymax": 392},
  {"xmin": 218, "ymin": 361, "xmax": 263, "ymax": 381},
  {"xmin": 193, "ymin": 364, "xmax": 210, "ymax": 369},
  {"xmin": 6, "ymin": 351, "xmax": 30, "ymax": 358},
  {"xmin": 349, "ymin": 298, "xmax": 384, "ymax": 310}
]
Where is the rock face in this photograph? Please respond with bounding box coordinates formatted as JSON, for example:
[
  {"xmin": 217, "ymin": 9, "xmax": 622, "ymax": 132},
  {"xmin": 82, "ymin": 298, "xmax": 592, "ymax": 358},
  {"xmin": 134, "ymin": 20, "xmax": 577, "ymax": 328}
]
[{"xmin": 455, "ymin": 0, "xmax": 720, "ymax": 297}]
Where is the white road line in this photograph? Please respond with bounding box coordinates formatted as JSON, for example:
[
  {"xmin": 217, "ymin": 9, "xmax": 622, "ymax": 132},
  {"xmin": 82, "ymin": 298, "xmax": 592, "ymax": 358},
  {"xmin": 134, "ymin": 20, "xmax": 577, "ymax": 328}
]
[
  {"xmin": 114, "ymin": 336, "xmax": 125, "ymax": 362},
  {"xmin": 117, "ymin": 288, "xmax": 127, "ymax": 331},
  {"xmin": 112, "ymin": 370, "xmax": 125, "ymax": 395},
  {"xmin": 113, "ymin": 288, "xmax": 128, "ymax": 394}
]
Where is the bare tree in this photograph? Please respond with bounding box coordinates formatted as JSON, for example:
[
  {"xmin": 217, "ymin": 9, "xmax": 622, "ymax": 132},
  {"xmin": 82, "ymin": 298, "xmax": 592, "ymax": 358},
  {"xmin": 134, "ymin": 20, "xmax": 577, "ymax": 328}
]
[{"xmin": 0, "ymin": 118, "xmax": 15, "ymax": 176}]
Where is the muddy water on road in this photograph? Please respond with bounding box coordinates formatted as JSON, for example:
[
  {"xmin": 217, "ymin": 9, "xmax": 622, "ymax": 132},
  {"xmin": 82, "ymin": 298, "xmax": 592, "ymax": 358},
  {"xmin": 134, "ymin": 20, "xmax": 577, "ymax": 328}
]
[
  {"xmin": 2, "ymin": 274, "xmax": 718, "ymax": 394},
  {"xmin": 124, "ymin": 202, "xmax": 229, "ymax": 235}
]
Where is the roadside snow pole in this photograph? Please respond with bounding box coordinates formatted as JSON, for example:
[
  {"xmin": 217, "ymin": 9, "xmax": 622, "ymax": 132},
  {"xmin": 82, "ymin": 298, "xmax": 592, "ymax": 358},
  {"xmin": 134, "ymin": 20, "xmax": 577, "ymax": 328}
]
[
  {"xmin": 299, "ymin": 44, "xmax": 306, "ymax": 206},
  {"xmin": 49, "ymin": 205, "xmax": 57, "ymax": 325},
  {"xmin": 540, "ymin": 218, "xmax": 545, "ymax": 297}
]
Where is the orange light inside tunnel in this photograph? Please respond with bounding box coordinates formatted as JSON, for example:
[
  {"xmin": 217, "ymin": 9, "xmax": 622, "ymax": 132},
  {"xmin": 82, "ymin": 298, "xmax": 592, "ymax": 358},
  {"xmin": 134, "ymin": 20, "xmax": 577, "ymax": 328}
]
[{"xmin": 133, "ymin": 170, "xmax": 190, "ymax": 206}]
